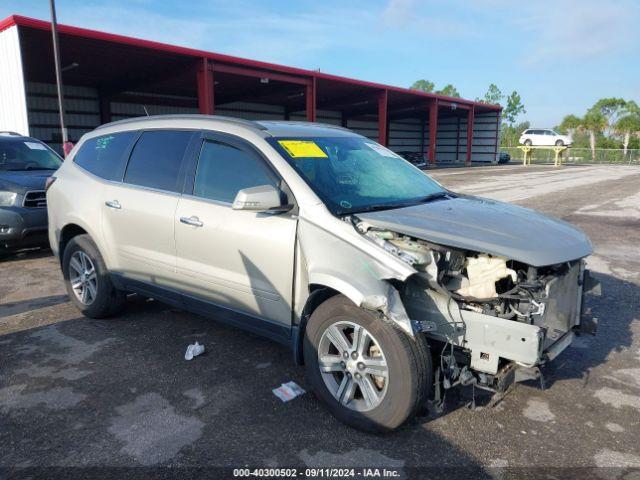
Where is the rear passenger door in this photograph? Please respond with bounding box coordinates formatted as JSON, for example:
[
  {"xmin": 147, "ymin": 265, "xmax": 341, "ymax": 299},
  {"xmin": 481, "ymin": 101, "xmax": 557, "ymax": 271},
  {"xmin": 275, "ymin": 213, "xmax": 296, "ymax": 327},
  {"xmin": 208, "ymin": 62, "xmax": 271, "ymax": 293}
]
[
  {"xmin": 101, "ymin": 130, "xmax": 196, "ymax": 291},
  {"xmin": 174, "ymin": 133, "xmax": 297, "ymax": 334}
]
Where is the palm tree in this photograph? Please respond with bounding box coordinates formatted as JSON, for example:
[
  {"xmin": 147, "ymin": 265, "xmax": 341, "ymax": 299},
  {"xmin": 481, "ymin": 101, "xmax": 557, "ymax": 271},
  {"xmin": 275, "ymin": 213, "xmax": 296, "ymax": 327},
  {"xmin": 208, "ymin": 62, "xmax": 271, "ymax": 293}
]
[
  {"xmin": 614, "ymin": 114, "xmax": 640, "ymax": 156},
  {"xmin": 558, "ymin": 114, "xmax": 581, "ymax": 138},
  {"xmin": 581, "ymin": 109, "xmax": 607, "ymax": 159}
]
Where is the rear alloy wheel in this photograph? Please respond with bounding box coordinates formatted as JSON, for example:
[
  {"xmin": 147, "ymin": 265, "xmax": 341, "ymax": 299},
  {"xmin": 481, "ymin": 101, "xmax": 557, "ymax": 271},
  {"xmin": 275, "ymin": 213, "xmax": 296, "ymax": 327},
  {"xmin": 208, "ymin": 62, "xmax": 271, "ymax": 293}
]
[
  {"xmin": 68, "ymin": 251, "xmax": 98, "ymax": 306},
  {"xmin": 62, "ymin": 234, "xmax": 125, "ymax": 318},
  {"xmin": 304, "ymin": 295, "xmax": 431, "ymax": 432}
]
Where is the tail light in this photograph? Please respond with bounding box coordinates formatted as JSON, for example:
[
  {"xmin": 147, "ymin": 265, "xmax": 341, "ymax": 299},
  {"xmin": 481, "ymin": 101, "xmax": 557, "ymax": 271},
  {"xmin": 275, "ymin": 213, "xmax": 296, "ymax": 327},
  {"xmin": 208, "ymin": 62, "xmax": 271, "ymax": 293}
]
[{"xmin": 45, "ymin": 176, "xmax": 57, "ymax": 191}]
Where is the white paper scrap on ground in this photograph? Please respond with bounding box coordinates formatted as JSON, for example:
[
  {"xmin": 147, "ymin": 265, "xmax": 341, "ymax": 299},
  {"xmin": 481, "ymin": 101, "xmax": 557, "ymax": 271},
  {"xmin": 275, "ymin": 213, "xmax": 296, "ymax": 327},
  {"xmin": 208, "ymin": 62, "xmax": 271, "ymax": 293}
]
[
  {"xmin": 272, "ymin": 381, "xmax": 306, "ymax": 402},
  {"xmin": 184, "ymin": 341, "xmax": 205, "ymax": 360}
]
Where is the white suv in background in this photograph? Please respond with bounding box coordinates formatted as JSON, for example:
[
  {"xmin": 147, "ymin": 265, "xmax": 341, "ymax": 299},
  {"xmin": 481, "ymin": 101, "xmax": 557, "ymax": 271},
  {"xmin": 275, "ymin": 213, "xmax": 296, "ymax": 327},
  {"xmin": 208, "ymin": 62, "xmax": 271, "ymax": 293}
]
[{"xmin": 519, "ymin": 129, "xmax": 572, "ymax": 147}]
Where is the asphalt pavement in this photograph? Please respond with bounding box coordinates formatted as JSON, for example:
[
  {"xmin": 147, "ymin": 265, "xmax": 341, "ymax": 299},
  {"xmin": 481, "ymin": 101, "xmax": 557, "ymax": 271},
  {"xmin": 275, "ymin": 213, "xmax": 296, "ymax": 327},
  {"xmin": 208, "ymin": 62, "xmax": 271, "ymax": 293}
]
[{"xmin": 1, "ymin": 164, "xmax": 639, "ymax": 479}]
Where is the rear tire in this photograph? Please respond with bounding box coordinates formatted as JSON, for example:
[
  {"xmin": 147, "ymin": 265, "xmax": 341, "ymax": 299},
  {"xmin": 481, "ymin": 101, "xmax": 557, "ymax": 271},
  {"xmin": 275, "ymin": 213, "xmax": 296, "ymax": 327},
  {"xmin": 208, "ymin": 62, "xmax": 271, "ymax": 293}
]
[
  {"xmin": 62, "ymin": 234, "xmax": 125, "ymax": 318},
  {"xmin": 303, "ymin": 295, "xmax": 431, "ymax": 432}
]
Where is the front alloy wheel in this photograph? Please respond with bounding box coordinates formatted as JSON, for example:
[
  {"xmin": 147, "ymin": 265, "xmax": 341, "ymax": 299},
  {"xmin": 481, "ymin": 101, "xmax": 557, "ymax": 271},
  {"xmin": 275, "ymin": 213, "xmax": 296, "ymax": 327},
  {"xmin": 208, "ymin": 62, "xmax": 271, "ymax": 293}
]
[
  {"xmin": 318, "ymin": 321, "xmax": 388, "ymax": 412},
  {"xmin": 68, "ymin": 251, "xmax": 98, "ymax": 305},
  {"xmin": 304, "ymin": 295, "xmax": 431, "ymax": 432}
]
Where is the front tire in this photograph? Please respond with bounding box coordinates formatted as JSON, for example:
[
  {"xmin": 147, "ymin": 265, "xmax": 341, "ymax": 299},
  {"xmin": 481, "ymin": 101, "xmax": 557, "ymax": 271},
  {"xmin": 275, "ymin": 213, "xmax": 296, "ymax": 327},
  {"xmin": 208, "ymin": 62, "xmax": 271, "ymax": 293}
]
[
  {"xmin": 303, "ymin": 295, "xmax": 431, "ymax": 432},
  {"xmin": 62, "ymin": 234, "xmax": 125, "ymax": 318},
  {"xmin": 524, "ymin": 139, "xmax": 532, "ymax": 146},
  {"xmin": 555, "ymin": 139, "xmax": 564, "ymax": 146}
]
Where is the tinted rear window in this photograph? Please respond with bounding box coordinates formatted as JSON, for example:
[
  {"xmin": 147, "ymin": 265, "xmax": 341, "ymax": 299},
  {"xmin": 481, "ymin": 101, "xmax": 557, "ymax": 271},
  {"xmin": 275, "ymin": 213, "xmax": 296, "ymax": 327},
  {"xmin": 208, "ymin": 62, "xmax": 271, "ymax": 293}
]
[
  {"xmin": 74, "ymin": 132, "xmax": 137, "ymax": 180},
  {"xmin": 124, "ymin": 130, "xmax": 192, "ymax": 193}
]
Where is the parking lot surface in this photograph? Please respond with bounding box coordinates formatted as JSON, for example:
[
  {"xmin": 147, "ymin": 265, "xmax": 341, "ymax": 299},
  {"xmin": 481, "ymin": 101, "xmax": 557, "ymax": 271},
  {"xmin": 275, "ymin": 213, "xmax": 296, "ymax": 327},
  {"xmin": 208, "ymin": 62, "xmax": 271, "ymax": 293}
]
[{"xmin": 1, "ymin": 164, "xmax": 639, "ymax": 478}]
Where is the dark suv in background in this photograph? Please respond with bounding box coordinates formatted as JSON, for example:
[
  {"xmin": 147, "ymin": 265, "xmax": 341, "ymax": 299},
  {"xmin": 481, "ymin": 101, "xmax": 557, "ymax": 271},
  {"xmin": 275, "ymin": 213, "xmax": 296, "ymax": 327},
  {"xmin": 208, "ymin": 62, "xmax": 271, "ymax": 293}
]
[{"xmin": 0, "ymin": 132, "xmax": 62, "ymax": 255}]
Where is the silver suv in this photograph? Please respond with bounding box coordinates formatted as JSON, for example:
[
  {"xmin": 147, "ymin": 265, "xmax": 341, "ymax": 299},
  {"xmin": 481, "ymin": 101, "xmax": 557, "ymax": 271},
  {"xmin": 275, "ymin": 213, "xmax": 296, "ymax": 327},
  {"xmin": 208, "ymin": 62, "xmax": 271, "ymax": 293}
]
[{"xmin": 47, "ymin": 115, "xmax": 597, "ymax": 432}]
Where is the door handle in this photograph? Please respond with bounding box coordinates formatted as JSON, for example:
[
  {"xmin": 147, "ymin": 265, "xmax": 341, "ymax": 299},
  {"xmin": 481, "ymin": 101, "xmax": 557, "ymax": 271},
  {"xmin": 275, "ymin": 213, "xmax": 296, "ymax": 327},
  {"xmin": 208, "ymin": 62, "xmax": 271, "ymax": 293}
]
[
  {"xmin": 105, "ymin": 200, "xmax": 121, "ymax": 209},
  {"xmin": 180, "ymin": 216, "xmax": 203, "ymax": 227}
]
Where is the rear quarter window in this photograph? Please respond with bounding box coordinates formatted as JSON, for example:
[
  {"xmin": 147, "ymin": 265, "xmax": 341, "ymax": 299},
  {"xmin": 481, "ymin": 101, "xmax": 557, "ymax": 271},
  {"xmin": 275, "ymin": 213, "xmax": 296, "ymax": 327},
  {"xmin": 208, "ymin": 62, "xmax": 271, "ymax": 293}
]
[{"xmin": 74, "ymin": 131, "xmax": 138, "ymax": 181}]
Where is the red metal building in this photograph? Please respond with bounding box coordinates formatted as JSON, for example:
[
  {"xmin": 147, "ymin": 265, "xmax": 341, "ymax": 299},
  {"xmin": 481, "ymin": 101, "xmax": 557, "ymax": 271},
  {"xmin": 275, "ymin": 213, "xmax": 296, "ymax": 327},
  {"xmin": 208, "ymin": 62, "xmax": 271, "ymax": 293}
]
[{"xmin": 0, "ymin": 14, "xmax": 502, "ymax": 164}]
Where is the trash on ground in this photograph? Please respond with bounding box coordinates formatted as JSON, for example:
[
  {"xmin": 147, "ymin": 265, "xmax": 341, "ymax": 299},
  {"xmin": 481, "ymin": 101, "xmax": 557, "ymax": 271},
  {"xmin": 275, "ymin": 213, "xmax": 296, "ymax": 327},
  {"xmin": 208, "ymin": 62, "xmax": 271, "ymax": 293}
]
[
  {"xmin": 185, "ymin": 341, "xmax": 205, "ymax": 360},
  {"xmin": 272, "ymin": 381, "xmax": 306, "ymax": 402}
]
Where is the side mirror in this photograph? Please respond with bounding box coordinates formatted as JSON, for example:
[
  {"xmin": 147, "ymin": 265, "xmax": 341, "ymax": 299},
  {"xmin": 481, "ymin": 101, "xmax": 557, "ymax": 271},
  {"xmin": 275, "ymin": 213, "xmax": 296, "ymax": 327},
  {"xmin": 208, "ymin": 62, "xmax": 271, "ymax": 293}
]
[{"xmin": 232, "ymin": 184, "xmax": 290, "ymax": 212}]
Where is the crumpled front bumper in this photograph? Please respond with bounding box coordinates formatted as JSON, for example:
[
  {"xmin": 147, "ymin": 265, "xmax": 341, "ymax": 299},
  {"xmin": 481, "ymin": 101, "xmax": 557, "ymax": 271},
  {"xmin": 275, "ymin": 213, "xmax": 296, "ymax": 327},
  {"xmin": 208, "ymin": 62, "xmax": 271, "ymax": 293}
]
[{"xmin": 464, "ymin": 264, "xmax": 600, "ymax": 375}]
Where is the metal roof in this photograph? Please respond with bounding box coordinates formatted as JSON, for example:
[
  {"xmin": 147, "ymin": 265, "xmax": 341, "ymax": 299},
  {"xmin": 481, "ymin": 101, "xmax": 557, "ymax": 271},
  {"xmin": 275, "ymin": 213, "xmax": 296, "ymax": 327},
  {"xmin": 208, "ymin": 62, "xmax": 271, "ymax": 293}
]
[{"xmin": 0, "ymin": 14, "xmax": 501, "ymax": 112}]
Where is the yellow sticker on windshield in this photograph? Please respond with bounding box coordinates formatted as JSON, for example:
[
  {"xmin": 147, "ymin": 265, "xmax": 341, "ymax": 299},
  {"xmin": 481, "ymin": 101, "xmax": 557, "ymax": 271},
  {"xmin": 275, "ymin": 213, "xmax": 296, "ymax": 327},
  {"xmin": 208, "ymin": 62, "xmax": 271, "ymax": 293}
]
[{"xmin": 278, "ymin": 140, "xmax": 328, "ymax": 158}]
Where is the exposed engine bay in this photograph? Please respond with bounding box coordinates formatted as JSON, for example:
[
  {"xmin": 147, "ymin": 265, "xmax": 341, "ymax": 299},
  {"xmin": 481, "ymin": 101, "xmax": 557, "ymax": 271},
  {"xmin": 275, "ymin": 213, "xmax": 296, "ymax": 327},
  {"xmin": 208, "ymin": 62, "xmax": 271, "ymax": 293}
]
[{"xmin": 357, "ymin": 222, "xmax": 597, "ymax": 395}]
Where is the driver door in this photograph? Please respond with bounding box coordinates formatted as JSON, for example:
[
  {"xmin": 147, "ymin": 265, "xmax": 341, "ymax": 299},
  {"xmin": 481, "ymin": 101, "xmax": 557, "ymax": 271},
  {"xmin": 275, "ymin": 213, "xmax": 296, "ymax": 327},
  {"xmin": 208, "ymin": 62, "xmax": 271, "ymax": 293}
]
[{"xmin": 174, "ymin": 133, "xmax": 297, "ymax": 335}]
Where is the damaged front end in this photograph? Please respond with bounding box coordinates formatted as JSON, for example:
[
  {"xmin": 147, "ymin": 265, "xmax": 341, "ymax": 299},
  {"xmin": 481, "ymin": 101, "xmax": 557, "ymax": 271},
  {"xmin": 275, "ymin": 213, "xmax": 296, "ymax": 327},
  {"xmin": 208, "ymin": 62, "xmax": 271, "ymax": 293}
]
[{"xmin": 358, "ymin": 223, "xmax": 599, "ymax": 395}]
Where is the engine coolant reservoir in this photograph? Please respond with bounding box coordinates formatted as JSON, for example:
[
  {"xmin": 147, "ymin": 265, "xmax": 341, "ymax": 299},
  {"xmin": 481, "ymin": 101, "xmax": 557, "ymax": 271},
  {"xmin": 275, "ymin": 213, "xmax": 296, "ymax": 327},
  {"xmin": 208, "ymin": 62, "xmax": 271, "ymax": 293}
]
[{"xmin": 456, "ymin": 254, "xmax": 517, "ymax": 299}]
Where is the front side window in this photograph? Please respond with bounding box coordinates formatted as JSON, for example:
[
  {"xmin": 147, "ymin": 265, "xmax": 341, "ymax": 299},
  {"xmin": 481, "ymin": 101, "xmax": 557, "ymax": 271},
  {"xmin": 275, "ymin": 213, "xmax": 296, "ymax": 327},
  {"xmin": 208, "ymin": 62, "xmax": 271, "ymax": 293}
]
[
  {"xmin": 193, "ymin": 140, "xmax": 277, "ymax": 203},
  {"xmin": 269, "ymin": 136, "xmax": 446, "ymax": 215},
  {"xmin": 124, "ymin": 130, "xmax": 192, "ymax": 192},
  {"xmin": 0, "ymin": 139, "xmax": 62, "ymax": 172},
  {"xmin": 74, "ymin": 131, "xmax": 136, "ymax": 180}
]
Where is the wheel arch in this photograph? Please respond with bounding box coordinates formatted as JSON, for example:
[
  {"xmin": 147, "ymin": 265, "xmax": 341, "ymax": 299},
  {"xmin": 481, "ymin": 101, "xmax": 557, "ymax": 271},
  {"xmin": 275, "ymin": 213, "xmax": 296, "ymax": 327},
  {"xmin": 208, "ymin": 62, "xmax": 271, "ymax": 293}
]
[
  {"xmin": 58, "ymin": 223, "xmax": 89, "ymax": 267},
  {"xmin": 292, "ymin": 284, "xmax": 342, "ymax": 365},
  {"xmin": 292, "ymin": 276, "xmax": 415, "ymax": 365}
]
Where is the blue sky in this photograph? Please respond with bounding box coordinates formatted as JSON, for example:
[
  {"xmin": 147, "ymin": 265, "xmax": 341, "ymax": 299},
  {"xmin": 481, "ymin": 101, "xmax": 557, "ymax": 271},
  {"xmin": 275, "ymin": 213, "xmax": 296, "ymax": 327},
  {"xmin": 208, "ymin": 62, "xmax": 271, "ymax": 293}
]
[{"xmin": 2, "ymin": 0, "xmax": 638, "ymax": 126}]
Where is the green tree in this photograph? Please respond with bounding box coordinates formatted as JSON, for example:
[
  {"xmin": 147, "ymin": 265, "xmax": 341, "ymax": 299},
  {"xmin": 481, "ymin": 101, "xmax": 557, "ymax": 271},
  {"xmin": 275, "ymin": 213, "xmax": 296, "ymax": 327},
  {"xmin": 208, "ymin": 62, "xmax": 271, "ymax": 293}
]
[
  {"xmin": 503, "ymin": 91, "xmax": 526, "ymax": 124},
  {"xmin": 410, "ymin": 79, "xmax": 435, "ymax": 93},
  {"xmin": 501, "ymin": 120, "xmax": 530, "ymax": 148},
  {"xmin": 591, "ymin": 98, "xmax": 628, "ymax": 135},
  {"xmin": 558, "ymin": 114, "xmax": 582, "ymax": 136},
  {"xmin": 613, "ymin": 113, "xmax": 640, "ymax": 156},
  {"xmin": 477, "ymin": 84, "xmax": 503, "ymax": 105},
  {"xmin": 435, "ymin": 84, "xmax": 461, "ymax": 98},
  {"xmin": 581, "ymin": 109, "xmax": 608, "ymax": 158}
]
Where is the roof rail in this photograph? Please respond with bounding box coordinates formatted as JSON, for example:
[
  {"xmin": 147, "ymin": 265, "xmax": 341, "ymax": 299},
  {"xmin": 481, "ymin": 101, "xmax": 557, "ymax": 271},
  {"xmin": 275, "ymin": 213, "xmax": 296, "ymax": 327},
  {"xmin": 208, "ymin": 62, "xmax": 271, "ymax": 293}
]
[
  {"xmin": 0, "ymin": 131, "xmax": 22, "ymax": 136},
  {"xmin": 95, "ymin": 114, "xmax": 268, "ymax": 131},
  {"xmin": 256, "ymin": 120, "xmax": 352, "ymax": 132}
]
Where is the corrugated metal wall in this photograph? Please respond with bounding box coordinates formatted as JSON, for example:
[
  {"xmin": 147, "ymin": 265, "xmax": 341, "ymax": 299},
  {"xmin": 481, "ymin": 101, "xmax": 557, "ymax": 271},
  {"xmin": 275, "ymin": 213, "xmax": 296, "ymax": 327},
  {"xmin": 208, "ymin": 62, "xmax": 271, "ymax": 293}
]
[
  {"xmin": 0, "ymin": 25, "xmax": 29, "ymax": 136},
  {"xmin": 23, "ymin": 82, "xmax": 499, "ymax": 163},
  {"xmin": 436, "ymin": 115, "xmax": 465, "ymax": 163},
  {"xmin": 26, "ymin": 82, "xmax": 100, "ymax": 153},
  {"xmin": 472, "ymin": 111, "xmax": 500, "ymax": 163},
  {"xmin": 388, "ymin": 119, "xmax": 426, "ymax": 155}
]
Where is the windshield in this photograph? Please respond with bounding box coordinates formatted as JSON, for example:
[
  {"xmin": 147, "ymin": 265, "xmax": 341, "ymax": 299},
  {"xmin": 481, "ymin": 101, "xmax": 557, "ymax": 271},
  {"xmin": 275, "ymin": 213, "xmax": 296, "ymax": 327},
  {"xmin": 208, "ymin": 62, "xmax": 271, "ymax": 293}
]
[
  {"xmin": 269, "ymin": 136, "xmax": 446, "ymax": 215},
  {"xmin": 0, "ymin": 140, "xmax": 62, "ymax": 171}
]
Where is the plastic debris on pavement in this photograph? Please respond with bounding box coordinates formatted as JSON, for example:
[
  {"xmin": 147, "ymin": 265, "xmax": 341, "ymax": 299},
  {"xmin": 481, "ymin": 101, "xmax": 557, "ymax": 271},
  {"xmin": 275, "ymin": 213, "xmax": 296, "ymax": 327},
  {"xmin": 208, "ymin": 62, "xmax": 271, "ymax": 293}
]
[
  {"xmin": 272, "ymin": 381, "xmax": 306, "ymax": 402},
  {"xmin": 185, "ymin": 341, "xmax": 205, "ymax": 360}
]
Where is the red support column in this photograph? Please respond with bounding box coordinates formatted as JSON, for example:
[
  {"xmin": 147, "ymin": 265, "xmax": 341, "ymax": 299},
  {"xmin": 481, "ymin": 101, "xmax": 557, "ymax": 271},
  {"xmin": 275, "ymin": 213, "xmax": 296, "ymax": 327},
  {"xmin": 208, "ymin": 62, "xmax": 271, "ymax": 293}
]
[
  {"xmin": 306, "ymin": 77, "xmax": 316, "ymax": 122},
  {"xmin": 428, "ymin": 99, "xmax": 438, "ymax": 165},
  {"xmin": 466, "ymin": 106, "xmax": 475, "ymax": 165},
  {"xmin": 455, "ymin": 116, "xmax": 461, "ymax": 162},
  {"xmin": 197, "ymin": 58, "xmax": 214, "ymax": 115},
  {"xmin": 378, "ymin": 90, "xmax": 388, "ymax": 146}
]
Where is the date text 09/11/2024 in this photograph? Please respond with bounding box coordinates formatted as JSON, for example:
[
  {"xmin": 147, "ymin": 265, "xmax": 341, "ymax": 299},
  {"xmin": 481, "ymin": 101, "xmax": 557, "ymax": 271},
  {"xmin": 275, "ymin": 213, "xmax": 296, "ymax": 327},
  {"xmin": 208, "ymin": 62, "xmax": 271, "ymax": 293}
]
[{"xmin": 232, "ymin": 468, "xmax": 402, "ymax": 478}]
